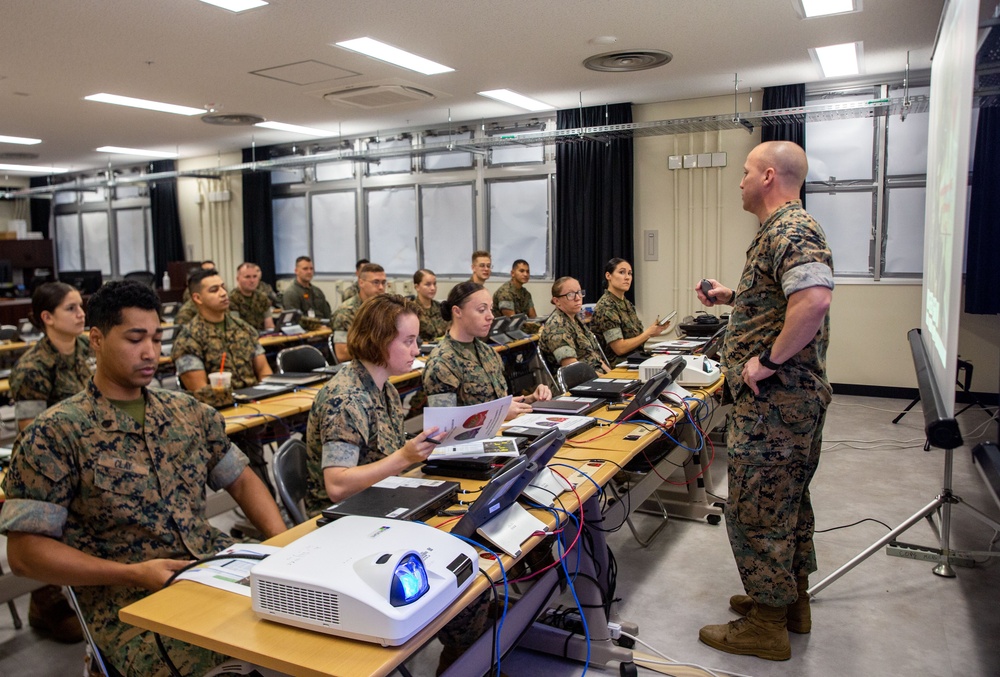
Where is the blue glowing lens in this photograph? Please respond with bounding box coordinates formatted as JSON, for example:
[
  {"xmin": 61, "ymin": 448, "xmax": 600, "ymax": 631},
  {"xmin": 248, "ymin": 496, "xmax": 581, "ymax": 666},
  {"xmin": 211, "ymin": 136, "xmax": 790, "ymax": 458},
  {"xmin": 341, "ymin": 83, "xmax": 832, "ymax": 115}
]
[{"xmin": 390, "ymin": 554, "xmax": 429, "ymax": 607}]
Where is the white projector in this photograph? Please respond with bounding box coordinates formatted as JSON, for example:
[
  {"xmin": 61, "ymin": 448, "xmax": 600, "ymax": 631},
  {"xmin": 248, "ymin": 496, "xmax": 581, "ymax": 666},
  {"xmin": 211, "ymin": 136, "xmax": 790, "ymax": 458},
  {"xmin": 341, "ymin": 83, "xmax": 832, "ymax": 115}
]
[
  {"xmin": 250, "ymin": 515, "xmax": 478, "ymax": 646},
  {"xmin": 639, "ymin": 354, "xmax": 722, "ymax": 387}
]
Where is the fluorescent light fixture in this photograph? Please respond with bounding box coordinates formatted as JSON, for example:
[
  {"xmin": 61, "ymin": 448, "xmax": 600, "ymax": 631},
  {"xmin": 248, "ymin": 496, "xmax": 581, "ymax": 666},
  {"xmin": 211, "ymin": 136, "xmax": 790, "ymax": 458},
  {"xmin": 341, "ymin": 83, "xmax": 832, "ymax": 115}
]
[
  {"xmin": 96, "ymin": 146, "xmax": 178, "ymax": 159},
  {"xmin": 84, "ymin": 93, "xmax": 204, "ymax": 116},
  {"xmin": 0, "ymin": 135, "xmax": 42, "ymax": 145},
  {"xmin": 197, "ymin": 0, "xmax": 268, "ymax": 11},
  {"xmin": 813, "ymin": 42, "xmax": 861, "ymax": 78},
  {"xmin": 478, "ymin": 89, "xmax": 554, "ymax": 112},
  {"xmin": 0, "ymin": 163, "xmax": 69, "ymax": 174},
  {"xmin": 255, "ymin": 121, "xmax": 333, "ymax": 137},
  {"xmin": 800, "ymin": 0, "xmax": 857, "ymax": 18},
  {"xmin": 335, "ymin": 37, "xmax": 454, "ymax": 75}
]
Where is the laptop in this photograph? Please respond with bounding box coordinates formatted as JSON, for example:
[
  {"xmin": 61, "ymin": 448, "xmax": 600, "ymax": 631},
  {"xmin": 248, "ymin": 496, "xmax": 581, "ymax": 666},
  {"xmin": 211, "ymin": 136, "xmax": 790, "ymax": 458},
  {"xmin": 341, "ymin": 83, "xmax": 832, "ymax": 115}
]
[
  {"xmin": 419, "ymin": 342, "xmax": 438, "ymax": 356},
  {"xmin": 159, "ymin": 324, "xmax": 180, "ymax": 357},
  {"xmin": 613, "ymin": 356, "xmax": 685, "ymax": 423},
  {"xmin": 487, "ymin": 316, "xmax": 514, "ymax": 345},
  {"xmin": 529, "ymin": 396, "xmax": 603, "ymax": 416},
  {"xmin": 695, "ymin": 326, "xmax": 727, "ymax": 361},
  {"xmin": 231, "ymin": 381, "xmax": 298, "ymax": 403},
  {"xmin": 568, "ymin": 377, "xmax": 641, "ymax": 399},
  {"xmin": 504, "ymin": 314, "xmax": 532, "ymax": 340},
  {"xmin": 501, "ymin": 413, "xmax": 597, "ymax": 440},
  {"xmin": 275, "ymin": 309, "xmax": 306, "ymax": 336},
  {"xmin": 319, "ymin": 476, "xmax": 460, "ymax": 524},
  {"xmin": 160, "ymin": 302, "xmax": 180, "ymax": 320},
  {"xmin": 261, "ymin": 372, "xmax": 330, "ymax": 387}
]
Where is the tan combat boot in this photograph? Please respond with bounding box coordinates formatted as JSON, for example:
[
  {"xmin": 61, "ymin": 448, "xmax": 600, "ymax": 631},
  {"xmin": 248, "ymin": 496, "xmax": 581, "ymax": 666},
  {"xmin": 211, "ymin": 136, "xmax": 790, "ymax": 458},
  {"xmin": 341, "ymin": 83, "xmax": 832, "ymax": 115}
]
[
  {"xmin": 729, "ymin": 575, "xmax": 811, "ymax": 633},
  {"xmin": 699, "ymin": 602, "xmax": 791, "ymax": 661}
]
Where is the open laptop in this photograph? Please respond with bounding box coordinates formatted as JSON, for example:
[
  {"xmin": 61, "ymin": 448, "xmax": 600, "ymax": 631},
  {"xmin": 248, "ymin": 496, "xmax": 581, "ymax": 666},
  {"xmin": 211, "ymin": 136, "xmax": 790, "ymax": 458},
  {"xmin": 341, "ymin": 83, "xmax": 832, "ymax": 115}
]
[
  {"xmin": 275, "ymin": 309, "xmax": 306, "ymax": 336},
  {"xmin": 504, "ymin": 314, "xmax": 532, "ymax": 340},
  {"xmin": 231, "ymin": 381, "xmax": 299, "ymax": 403},
  {"xmin": 159, "ymin": 324, "xmax": 180, "ymax": 357},
  {"xmin": 319, "ymin": 477, "xmax": 460, "ymax": 524},
  {"xmin": 695, "ymin": 325, "xmax": 727, "ymax": 361},
  {"xmin": 529, "ymin": 396, "xmax": 603, "ymax": 416},
  {"xmin": 261, "ymin": 372, "xmax": 330, "ymax": 387},
  {"xmin": 613, "ymin": 356, "xmax": 685, "ymax": 423},
  {"xmin": 568, "ymin": 377, "xmax": 641, "ymax": 399},
  {"xmin": 487, "ymin": 316, "xmax": 515, "ymax": 345}
]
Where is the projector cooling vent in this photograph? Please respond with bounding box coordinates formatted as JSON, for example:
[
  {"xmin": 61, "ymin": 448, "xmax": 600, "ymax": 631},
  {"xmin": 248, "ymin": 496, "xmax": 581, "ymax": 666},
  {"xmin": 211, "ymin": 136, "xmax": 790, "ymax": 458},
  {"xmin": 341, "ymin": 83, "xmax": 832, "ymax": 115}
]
[{"xmin": 256, "ymin": 580, "xmax": 341, "ymax": 625}]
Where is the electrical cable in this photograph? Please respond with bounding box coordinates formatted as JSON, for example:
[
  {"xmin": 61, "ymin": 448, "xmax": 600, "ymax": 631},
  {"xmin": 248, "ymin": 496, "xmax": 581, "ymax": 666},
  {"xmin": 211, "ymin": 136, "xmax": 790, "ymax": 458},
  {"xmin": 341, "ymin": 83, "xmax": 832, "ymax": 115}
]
[
  {"xmin": 619, "ymin": 630, "xmax": 758, "ymax": 677},
  {"xmin": 449, "ymin": 534, "xmax": 508, "ymax": 677},
  {"xmin": 815, "ymin": 517, "xmax": 893, "ymax": 533}
]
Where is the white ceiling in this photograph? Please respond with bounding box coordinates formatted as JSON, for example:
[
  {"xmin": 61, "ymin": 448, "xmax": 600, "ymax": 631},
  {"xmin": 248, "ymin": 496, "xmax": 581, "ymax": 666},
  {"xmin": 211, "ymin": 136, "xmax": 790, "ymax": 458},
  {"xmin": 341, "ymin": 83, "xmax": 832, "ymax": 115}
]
[{"xmin": 0, "ymin": 0, "xmax": 947, "ymax": 177}]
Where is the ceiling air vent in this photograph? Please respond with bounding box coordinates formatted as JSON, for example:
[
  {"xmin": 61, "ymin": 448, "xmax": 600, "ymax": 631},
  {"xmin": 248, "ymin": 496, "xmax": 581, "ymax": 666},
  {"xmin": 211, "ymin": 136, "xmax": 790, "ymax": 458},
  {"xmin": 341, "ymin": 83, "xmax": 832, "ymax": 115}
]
[
  {"xmin": 584, "ymin": 50, "xmax": 672, "ymax": 72},
  {"xmin": 0, "ymin": 151, "xmax": 40, "ymax": 161},
  {"xmin": 201, "ymin": 113, "xmax": 266, "ymax": 126},
  {"xmin": 323, "ymin": 85, "xmax": 435, "ymax": 109}
]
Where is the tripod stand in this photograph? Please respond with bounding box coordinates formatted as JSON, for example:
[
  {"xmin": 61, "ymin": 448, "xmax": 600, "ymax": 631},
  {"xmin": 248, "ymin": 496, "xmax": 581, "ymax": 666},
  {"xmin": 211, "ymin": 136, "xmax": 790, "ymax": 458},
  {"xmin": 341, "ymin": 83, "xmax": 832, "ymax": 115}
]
[{"xmin": 809, "ymin": 445, "xmax": 1000, "ymax": 597}]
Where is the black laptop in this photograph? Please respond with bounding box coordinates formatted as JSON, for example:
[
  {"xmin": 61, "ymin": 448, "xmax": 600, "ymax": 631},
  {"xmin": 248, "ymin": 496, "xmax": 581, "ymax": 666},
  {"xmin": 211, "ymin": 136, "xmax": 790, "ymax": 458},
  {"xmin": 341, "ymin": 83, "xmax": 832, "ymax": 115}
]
[
  {"xmin": 319, "ymin": 477, "xmax": 460, "ymax": 524},
  {"xmin": 505, "ymin": 314, "xmax": 532, "ymax": 340},
  {"xmin": 530, "ymin": 396, "xmax": 603, "ymax": 416},
  {"xmin": 159, "ymin": 324, "xmax": 179, "ymax": 357},
  {"xmin": 487, "ymin": 316, "xmax": 514, "ymax": 345},
  {"xmin": 613, "ymin": 357, "xmax": 685, "ymax": 423},
  {"xmin": 568, "ymin": 377, "xmax": 641, "ymax": 399}
]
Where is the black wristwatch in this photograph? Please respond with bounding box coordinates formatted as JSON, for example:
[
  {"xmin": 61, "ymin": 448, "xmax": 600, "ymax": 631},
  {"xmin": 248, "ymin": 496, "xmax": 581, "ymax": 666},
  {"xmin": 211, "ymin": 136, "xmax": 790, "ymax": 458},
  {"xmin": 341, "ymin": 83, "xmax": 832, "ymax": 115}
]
[{"xmin": 759, "ymin": 347, "xmax": 782, "ymax": 370}]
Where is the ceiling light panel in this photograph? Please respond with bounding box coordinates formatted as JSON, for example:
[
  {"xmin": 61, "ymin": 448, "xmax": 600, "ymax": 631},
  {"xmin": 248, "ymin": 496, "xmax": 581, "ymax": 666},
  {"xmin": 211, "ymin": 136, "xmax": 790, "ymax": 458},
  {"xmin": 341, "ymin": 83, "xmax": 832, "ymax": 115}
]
[
  {"xmin": 255, "ymin": 121, "xmax": 334, "ymax": 137},
  {"xmin": 334, "ymin": 38, "xmax": 454, "ymax": 75},
  {"xmin": 0, "ymin": 135, "xmax": 42, "ymax": 145},
  {"xmin": 0, "ymin": 163, "xmax": 69, "ymax": 173},
  {"xmin": 197, "ymin": 0, "xmax": 268, "ymax": 12},
  {"xmin": 813, "ymin": 42, "xmax": 861, "ymax": 77},
  {"xmin": 799, "ymin": 0, "xmax": 858, "ymax": 18},
  {"xmin": 96, "ymin": 146, "xmax": 178, "ymax": 158},
  {"xmin": 85, "ymin": 93, "xmax": 205, "ymax": 116},
  {"xmin": 478, "ymin": 89, "xmax": 554, "ymax": 112}
]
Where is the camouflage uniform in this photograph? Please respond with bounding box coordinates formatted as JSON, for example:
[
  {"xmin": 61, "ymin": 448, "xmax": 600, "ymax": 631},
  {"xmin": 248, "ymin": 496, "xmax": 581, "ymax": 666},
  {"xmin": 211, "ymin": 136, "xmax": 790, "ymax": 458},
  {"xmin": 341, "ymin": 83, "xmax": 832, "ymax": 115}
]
[
  {"xmin": 330, "ymin": 295, "xmax": 361, "ymax": 346},
  {"xmin": 341, "ymin": 280, "xmax": 359, "ymax": 302},
  {"xmin": 258, "ymin": 280, "xmax": 281, "ymax": 307},
  {"xmin": 591, "ymin": 291, "xmax": 644, "ymax": 366},
  {"xmin": 282, "ymin": 280, "xmax": 332, "ymax": 320},
  {"xmin": 415, "ymin": 299, "xmax": 447, "ymax": 342},
  {"xmin": 491, "ymin": 280, "xmax": 534, "ymax": 317},
  {"xmin": 0, "ymin": 380, "xmax": 247, "ymax": 676},
  {"xmin": 539, "ymin": 308, "xmax": 604, "ymax": 374},
  {"xmin": 228, "ymin": 288, "xmax": 273, "ymax": 331},
  {"xmin": 171, "ymin": 313, "xmax": 273, "ymax": 494},
  {"xmin": 10, "ymin": 334, "xmax": 94, "ymax": 422},
  {"xmin": 721, "ymin": 199, "xmax": 834, "ymax": 607},
  {"xmin": 304, "ymin": 360, "xmax": 490, "ymax": 650},
  {"xmin": 304, "ymin": 360, "xmax": 405, "ymax": 516},
  {"xmin": 423, "ymin": 335, "xmax": 507, "ymax": 407},
  {"xmin": 173, "ymin": 299, "xmax": 198, "ymax": 326}
]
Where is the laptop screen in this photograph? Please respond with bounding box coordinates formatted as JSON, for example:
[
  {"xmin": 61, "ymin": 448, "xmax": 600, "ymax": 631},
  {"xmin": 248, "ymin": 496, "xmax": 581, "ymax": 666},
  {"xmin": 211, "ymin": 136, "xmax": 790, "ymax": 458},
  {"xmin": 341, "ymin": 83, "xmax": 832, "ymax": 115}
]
[{"xmin": 614, "ymin": 356, "xmax": 685, "ymax": 423}]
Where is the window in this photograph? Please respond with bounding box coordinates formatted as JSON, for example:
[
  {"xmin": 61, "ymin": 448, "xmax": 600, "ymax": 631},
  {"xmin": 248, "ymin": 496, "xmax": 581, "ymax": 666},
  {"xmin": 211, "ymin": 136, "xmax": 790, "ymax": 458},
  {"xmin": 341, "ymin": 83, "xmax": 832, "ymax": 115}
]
[
  {"xmin": 52, "ymin": 187, "xmax": 154, "ymax": 277},
  {"xmin": 421, "ymin": 183, "xmax": 475, "ymax": 275},
  {"xmin": 487, "ymin": 177, "xmax": 551, "ymax": 277},
  {"xmin": 367, "ymin": 186, "xmax": 417, "ymax": 275}
]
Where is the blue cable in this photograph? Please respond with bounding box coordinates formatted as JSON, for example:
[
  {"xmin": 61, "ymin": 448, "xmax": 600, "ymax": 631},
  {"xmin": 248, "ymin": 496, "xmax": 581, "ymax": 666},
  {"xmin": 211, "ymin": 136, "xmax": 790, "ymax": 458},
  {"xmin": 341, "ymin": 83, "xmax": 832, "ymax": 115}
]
[
  {"xmin": 523, "ymin": 500, "xmax": 582, "ymax": 579},
  {"xmin": 559, "ymin": 527, "xmax": 590, "ymax": 676},
  {"xmin": 449, "ymin": 534, "xmax": 508, "ymax": 677},
  {"xmin": 547, "ymin": 463, "xmax": 603, "ymax": 497}
]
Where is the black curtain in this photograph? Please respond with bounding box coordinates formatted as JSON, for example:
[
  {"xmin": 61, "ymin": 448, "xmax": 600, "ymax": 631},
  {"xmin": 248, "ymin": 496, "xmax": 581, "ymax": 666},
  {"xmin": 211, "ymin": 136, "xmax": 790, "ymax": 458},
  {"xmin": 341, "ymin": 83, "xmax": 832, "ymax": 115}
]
[
  {"xmin": 761, "ymin": 84, "xmax": 806, "ymax": 204},
  {"xmin": 28, "ymin": 176, "xmax": 52, "ymax": 237},
  {"xmin": 241, "ymin": 147, "xmax": 276, "ymax": 285},
  {"xmin": 149, "ymin": 160, "xmax": 184, "ymax": 278},
  {"xmin": 966, "ymin": 109, "xmax": 1000, "ymax": 315},
  {"xmin": 555, "ymin": 103, "xmax": 634, "ymax": 303}
]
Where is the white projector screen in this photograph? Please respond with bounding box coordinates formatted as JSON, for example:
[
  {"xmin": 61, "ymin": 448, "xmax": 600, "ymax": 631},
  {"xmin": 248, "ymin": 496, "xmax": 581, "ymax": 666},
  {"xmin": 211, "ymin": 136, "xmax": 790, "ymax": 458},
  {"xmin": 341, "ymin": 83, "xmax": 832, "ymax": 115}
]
[{"xmin": 922, "ymin": 0, "xmax": 980, "ymax": 416}]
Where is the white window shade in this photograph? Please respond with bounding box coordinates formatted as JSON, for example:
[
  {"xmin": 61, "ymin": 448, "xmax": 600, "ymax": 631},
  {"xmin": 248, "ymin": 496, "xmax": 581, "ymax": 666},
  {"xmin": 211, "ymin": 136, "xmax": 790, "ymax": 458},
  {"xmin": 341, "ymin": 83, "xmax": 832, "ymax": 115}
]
[
  {"xmin": 311, "ymin": 191, "xmax": 357, "ymax": 273},
  {"xmin": 367, "ymin": 187, "xmax": 417, "ymax": 274},
  {"xmin": 273, "ymin": 196, "xmax": 307, "ymax": 274},
  {"xmin": 81, "ymin": 212, "xmax": 111, "ymax": 275},
  {"xmin": 805, "ymin": 191, "xmax": 873, "ymax": 276},
  {"xmin": 116, "ymin": 208, "xmax": 149, "ymax": 273},
  {"xmin": 488, "ymin": 178, "xmax": 549, "ymax": 276},
  {"xmin": 421, "ymin": 184, "xmax": 474, "ymax": 275},
  {"xmin": 884, "ymin": 187, "xmax": 926, "ymax": 275},
  {"xmin": 55, "ymin": 214, "xmax": 81, "ymax": 271}
]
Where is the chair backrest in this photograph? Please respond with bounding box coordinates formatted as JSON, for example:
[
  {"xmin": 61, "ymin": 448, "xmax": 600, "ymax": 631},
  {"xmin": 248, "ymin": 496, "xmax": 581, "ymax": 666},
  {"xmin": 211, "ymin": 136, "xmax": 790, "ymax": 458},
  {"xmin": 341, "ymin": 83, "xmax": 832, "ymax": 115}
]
[
  {"xmin": 0, "ymin": 325, "xmax": 18, "ymax": 341},
  {"xmin": 272, "ymin": 438, "xmax": 309, "ymax": 525},
  {"xmin": 122, "ymin": 271, "xmax": 156, "ymax": 289},
  {"xmin": 557, "ymin": 361, "xmax": 599, "ymax": 393},
  {"xmin": 276, "ymin": 345, "xmax": 327, "ymax": 374},
  {"xmin": 65, "ymin": 586, "xmax": 121, "ymax": 677},
  {"xmin": 326, "ymin": 335, "xmax": 340, "ymax": 365}
]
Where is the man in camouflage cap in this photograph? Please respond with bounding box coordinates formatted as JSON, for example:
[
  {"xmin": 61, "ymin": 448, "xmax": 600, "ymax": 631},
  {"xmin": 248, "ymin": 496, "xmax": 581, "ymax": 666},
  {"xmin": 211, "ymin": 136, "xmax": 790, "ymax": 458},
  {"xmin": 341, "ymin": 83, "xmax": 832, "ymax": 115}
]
[
  {"xmin": 171, "ymin": 268, "xmax": 276, "ymax": 495},
  {"xmin": 697, "ymin": 141, "xmax": 833, "ymax": 661},
  {"xmin": 228, "ymin": 262, "xmax": 275, "ymax": 332},
  {"xmin": 330, "ymin": 263, "xmax": 387, "ymax": 363},
  {"xmin": 0, "ymin": 279, "xmax": 286, "ymax": 676},
  {"xmin": 491, "ymin": 259, "xmax": 537, "ymax": 318}
]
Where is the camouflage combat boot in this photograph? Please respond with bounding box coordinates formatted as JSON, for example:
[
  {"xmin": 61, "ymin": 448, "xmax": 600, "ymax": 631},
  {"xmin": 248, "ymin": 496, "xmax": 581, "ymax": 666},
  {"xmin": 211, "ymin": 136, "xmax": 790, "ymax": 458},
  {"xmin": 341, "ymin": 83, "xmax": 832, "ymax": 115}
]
[
  {"xmin": 729, "ymin": 575, "xmax": 811, "ymax": 633},
  {"xmin": 699, "ymin": 603, "xmax": 791, "ymax": 661}
]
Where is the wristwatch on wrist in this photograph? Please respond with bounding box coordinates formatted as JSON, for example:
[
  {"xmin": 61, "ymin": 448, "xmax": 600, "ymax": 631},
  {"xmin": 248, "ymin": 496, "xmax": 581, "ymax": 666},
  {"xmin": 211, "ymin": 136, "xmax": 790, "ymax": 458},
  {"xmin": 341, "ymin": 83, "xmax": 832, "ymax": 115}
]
[{"xmin": 759, "ymin": 347, "xmax": 782, "ymax": 370}]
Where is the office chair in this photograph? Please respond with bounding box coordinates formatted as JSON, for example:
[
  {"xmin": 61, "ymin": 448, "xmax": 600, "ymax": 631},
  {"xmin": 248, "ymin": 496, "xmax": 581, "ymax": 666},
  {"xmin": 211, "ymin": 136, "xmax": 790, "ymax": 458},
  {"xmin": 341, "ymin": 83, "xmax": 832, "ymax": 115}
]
[
  {"xmin": 276, "ymin": 345, "xmax": 328, "ymax": 374},
  {"xmin": 326, "ymin": 335, "xmax": 340, "ymax": 365},
  {"xmin": 272, "ymin": 438, "xmax": 309, "ymax": 525},
  {"xmin": 65, "ymin": 587, "xmax": 122, "ymax": 677},
  {"xmin": 122, "ymin": 271, "xmax": 157, "ymax": 289},
  {"xmin": 557, "ymin": 361, "xmax": 598, "ymax": 394},
  {"xmin": 0, "ymin": 325, "xmax": 18, "ymax": 342}
]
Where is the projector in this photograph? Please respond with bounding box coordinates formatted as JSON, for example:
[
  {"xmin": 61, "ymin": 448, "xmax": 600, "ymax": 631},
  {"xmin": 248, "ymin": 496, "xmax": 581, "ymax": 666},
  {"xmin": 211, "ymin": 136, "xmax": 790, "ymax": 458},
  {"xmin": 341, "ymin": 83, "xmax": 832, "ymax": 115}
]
[
  {"xmin": 639, "ymin": 354, "xmax": 722, "ymax": 387},
  {"xmin": 250, "ymin": 515, "xmax": 478, "ymax": 646}
]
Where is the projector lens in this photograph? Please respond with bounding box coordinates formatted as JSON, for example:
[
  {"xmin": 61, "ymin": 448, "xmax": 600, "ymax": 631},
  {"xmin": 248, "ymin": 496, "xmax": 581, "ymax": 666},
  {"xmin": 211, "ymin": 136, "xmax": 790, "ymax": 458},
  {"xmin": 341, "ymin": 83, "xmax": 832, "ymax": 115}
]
[{"xmin": 390, "ymin": 554, "xmax": 429, "ymax": 607}]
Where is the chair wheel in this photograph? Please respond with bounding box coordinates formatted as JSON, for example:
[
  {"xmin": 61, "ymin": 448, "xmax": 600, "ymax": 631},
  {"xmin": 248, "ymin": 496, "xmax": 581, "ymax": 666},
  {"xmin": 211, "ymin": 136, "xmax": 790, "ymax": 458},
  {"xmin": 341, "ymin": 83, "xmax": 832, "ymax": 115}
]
[
  {"xmin": 707, "ymin": 514, "xmax": 722, "ymax": 526},
  {"xmin": 620, "ymin": 661, "xmax": 638, "ymax": 677}
]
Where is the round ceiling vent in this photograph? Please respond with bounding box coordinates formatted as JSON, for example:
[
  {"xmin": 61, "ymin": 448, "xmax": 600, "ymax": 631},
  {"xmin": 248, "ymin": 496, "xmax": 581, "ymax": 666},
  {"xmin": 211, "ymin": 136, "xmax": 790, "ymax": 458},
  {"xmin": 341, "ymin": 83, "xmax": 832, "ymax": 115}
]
[
  {"xmin": 584, "ymin": 50, "xmax": 672, "ymax": 72},
  {"xmin": 201, "ymin": 113, "xmax": 266, "ymax": 126},
  {"xmin": 0, "ymin": 151, "xmax": 40, "ymax": 160}
]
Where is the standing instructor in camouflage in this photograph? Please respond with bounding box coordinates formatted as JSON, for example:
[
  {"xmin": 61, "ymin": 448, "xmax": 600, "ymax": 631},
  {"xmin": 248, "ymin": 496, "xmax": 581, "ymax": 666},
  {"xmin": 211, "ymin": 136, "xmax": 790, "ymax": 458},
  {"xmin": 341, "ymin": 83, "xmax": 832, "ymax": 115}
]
[{"xmin": 696, "ymin": 141, "xmax": 833, "ymax": 661}]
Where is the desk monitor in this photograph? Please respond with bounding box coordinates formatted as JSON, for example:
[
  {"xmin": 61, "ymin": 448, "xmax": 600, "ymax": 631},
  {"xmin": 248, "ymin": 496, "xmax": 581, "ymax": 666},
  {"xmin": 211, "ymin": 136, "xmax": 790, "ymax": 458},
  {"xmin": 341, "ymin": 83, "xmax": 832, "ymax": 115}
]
[
  {"xmin": 60, "ymin": 270, "xmax": 103, "ymax": 295},
  {"xmin": 696, "ymin": 326, "xmax": 727, "ymax": 361},
  {"xmin": 614, "ymin": 356, "xmax": 685, "ymax": 423}
]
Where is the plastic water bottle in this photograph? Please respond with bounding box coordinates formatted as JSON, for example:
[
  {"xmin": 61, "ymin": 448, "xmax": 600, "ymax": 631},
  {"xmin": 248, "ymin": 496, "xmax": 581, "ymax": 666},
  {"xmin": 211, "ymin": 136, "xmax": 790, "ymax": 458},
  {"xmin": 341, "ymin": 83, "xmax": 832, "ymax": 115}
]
[{"xmin": 162, "ymin": 271, "xmax": 171, "ymax": 291}]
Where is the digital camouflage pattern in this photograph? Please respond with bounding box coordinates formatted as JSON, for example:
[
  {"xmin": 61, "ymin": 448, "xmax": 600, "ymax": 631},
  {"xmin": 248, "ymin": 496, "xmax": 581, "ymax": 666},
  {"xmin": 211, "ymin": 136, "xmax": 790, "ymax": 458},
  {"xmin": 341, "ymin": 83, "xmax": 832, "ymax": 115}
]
[
  {"xmin": 721, "ymin": 199, "xmax": 834, "ymax": 607},
  {"xmin": 227, "ymin": 287, "xmax": 273, "ymax": 331},
  {"xmin": 304, "ymin": 360, "xmax": 405, "ymax": 516},
  {"xmin": 491, "ymin": 281, "xmax": 534, "ymax": 316},
  {"xmin": 10, "ymin": 334, "xmax": 94, "ymax": 422},
  {"xmin": 172, "ymin": 299, "xmax": 197, "ymax": 326},
  {"xmin": 330, "ymin": 295, "xmax": 360, "ymax": 345},
  {"xmin": 258, "ymin": 280, "xmax": 281, "ymax": 307},
  {"xmin": 415, "ymin": 299, "xmax": 448, "ymax": 342},
  {"xmin": 539, "ymin": 308, "xmax": 604, "ymax": 374},
  {"xmin": 282, "ymin": 280, "xmax": 332, "ymax": 320},
  {"xmin": 423, "ymin": 335, "xmax": 507, "ymax": 407},
  {"xmin": 0, "ymin": 381, "xmax": 247, "ymax": 676},
  {"xmin": 170, "ymin": 313, "xmax": 264, "ymax": 408},
  {"xmin": 341, "ymin": 280, "xmax": 359, "ymax": 302},
  {"xmin": 591, "ymin": 291, "xmax": 644, "ymax": 365}
]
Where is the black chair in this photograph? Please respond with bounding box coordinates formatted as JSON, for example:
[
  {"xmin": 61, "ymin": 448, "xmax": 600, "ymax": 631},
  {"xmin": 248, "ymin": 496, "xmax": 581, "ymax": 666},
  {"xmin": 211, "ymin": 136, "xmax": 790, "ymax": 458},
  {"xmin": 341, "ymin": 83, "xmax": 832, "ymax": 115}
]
[
  {"xmin": 326, "ymin": 335, "xmax": 340, "ymax": 365},
  {"xmin": 0, "ymin": 325, "xmax": 18, "ymax": 342},
  {"xmin": 272, "ymin": 438, "xmax": 309, "ymax": 525},
  {"xmin": 123, "ymin": 271, "xmax": 156, "ymax": 289},
  {"xmin": 557, "ymin": 361, "xmax": 599, "ymax": 394},
  {"xmin": 276, "ymin": 345, "xmax": 328, "ymax": 374}
]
